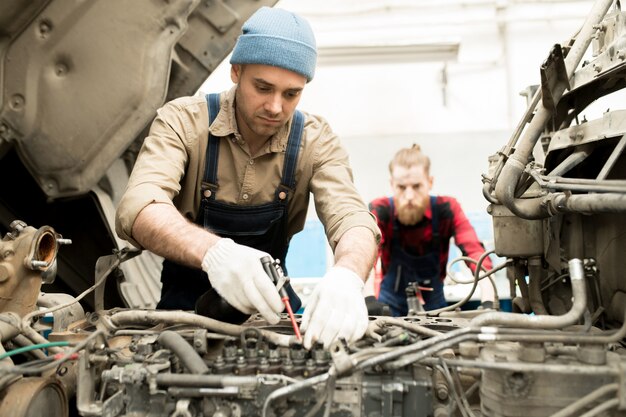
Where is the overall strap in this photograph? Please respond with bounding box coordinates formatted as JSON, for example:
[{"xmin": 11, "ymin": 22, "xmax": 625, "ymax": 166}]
[
  {"xmin": 430, "ymin": 195, "xmax": 440, "ymax": 251},
  {"xmin": 389, "ymin": 197, "xmax": 399, "ymax": 238},
  {"xmin": 275, "ymin": 110, "xmax": 304, "ymax": 201},
  {"xmin": 201, "ymin": 93, "xmax": 221, "ymax": 201}
]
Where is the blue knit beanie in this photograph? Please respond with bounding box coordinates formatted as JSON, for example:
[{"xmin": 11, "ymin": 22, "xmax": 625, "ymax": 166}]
[{"xmin": 230, "ymin": 7, "xmax": 317, "ymax": 82}]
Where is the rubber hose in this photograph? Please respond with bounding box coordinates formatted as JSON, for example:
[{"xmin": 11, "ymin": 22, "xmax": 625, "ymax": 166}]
[{"xmin": 157, "ymin": 330, "xmax": 209, "ymax": 375}]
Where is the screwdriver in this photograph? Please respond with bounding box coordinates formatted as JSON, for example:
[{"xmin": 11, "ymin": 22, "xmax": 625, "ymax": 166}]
[{"xmin": 261, "ymin": 256, "xmax": 302, "ymax": 342}]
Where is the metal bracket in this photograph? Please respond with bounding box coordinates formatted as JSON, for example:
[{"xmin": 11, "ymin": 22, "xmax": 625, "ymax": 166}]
[
  {"xmin": 94, "ymin": 247, "xmax": 142, "ymax": 312},
  {"xmin": 597, "ymin": 134, "xmax": 626, "ymax": 180},
  {"xmin": 540, "ymin": 44, "xmax": 570, "ymax": 110},
  {"xmin": 382, "ymin": 382, "xmax": 406, "ymax": 417},
  {"xmin": 329, "ymin": 338, "xmax": 355, "ymax": 376},
  {"xmin": 196, "ymin": 0, "xmax": 238, "ymax": 34}
]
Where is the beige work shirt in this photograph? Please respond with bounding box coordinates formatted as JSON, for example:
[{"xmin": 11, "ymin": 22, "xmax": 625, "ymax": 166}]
[{"xmin": 115, "ymin": 86, "xmax": 380, "ymax": 250}]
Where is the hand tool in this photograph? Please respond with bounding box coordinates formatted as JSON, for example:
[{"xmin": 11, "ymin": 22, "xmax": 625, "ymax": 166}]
[{"xmin": 261, "ymin": 256, "xmax": 302, "ymax": 342}]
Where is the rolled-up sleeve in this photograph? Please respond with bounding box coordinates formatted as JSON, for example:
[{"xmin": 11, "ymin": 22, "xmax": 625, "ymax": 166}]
[
  {"xmin": 115, "ymin": 100, "xmax": 197, "ymax": 247},
  {"xmin": 308, "ymin": 119, "xmax": 381, "ymax": 249}
]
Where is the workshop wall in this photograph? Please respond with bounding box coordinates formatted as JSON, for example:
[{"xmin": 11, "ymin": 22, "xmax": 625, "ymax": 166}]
[{"xmin": 199, "ymin": 0, "xmax": 598, "ymax": 278}]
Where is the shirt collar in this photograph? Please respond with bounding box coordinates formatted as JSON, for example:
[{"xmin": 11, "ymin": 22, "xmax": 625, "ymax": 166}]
[{"xmin": 209, "ymin": 86, "xmax": 293, "ymax": 153}]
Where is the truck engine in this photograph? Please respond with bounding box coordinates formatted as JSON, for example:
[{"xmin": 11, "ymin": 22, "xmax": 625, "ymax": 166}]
[{"xmin": 1, "ymin": 0, "xmax": 626, "ymax": 416}]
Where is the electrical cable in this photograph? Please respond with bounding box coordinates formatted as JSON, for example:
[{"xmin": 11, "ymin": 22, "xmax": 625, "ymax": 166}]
[
  {"xmin": 425, "ymin": 251, "xmax": 509, "ymax": 315},
  {"xmin": 438, "ymin": 360, "xmax": 474, "ymax": 417},
  {"xmin": 0, "ymin": 329, "xmax": 103, "ymax": 376},
  {"xmin": 445, "ymin": 256, "xmax": 489, "ymax": 284},
  {"xmin": 450, "ymin": 362, "xmax": 477, "ymax": 417},
  {"xmin": 21, "ymin": 257, "xmax": 118, "ymax": 328},
  {"xmin": 445, "ymin": 254, "xmax": 500, "ymax": 309},
  {"xmin": 10, "ymin": 334, "xmax": 48, "ymax": 360},
  {"xmin": 0, "ymin": 341, "xmax": 70, "ymax": 360}
]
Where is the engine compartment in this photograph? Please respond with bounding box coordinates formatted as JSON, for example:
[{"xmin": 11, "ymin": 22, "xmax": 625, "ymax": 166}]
[
  {"xmin": 1, "ymin": 226, "xmax": 625, "ymax": 416},
  {"xmin": 2, "ymin": 1, "xmax": 626, "ymax": 416}
]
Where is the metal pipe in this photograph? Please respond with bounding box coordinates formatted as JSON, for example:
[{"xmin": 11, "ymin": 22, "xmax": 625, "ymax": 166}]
[
  {"xmin": 359, "ymin": 305, "xmax": 626, "ymax": 375},
  {"xmin": 109, "ymin": 310, "xmax": 294, "ymax": 347},
  {"xmin": 551, "ymin": 383, "xmax": 618, "ymax": 417},
  {"xmin": 483, "ymin": 306, "xmax": 626, "ymax": 344},
  {"xmin": 262, "ymin": 372, "xmax": 331, "ymax": 417},
  {"xmin": 383, "ymin": 333, "xmax": 480, "ymax": 370},
  {"xmin": 539, "ymin": 177, "xmax": 626, "ymax": 187},
  {"xmin": 0, "ymin": 313, "xmax": 21, "ymax": 343},
  {"xmin": 494, "ymin": 0, "xmax": 615, "ymax": 218},
  {"xmin": 470, "ymin": 259, "xmax": 586, "ymax": 329},
  {"xmin": 528, "ymin": 170, "xmax": 626, "ymax": 193},
  {"xmin": 20, "ymin": 326, "xmax": 64, "ymax": 354},
  {"xmin": 482, "ymin": 88, "xmax": 543, "ymax": 204},
  {"xmin": 157, "ymin": 331, "xmax": 208, "ymax": 375},
  {"xmin": 368, "ymin": 317, "xmax": 442, "ymax": 337},
  {"xmin": 356, "ymin": 327, "xmax": 474, "ymax": 371},
  {"xmin": 597, "ymin": 134, "xmax": 626, "ymax": 180},
  {"xmin": 541, "ymin": 182, "xmax": 626, "ymax": 193},
  {"xmin": 580, "ymin": 398, "xmax": 620, "ymax": 417},
  {"xmin": 548, "ymin": 147, "xmax": 592, "ymax": 177},
  {"xmin": 156, "ymin": 373, "xmax": 261, "ymax": 387},
  {"xmin": 423, "ymin": 357, "xmax": 616, "ymax": 376},
  {"xmin": 5, "ymin": 329, "xmax": 104, "ymax": 376},
  {"xmin": 551, "ymin": 193, "xmax": 626, "ymax": 214},
  {"xmin": 527, "ymin": 257, "xmax": 548, "ymax": 315},
  {"xmin": 10, "ymin": 334, "xmax": 47, "ymax": 360},
  {"xmin": 513, "ymin": 263, "xmax": 531, "ymax": 312}
]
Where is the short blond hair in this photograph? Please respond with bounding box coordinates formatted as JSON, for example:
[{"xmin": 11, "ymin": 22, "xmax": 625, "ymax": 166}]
[{"xmin": 389, "ymin": 144, "xmax": 431, "ymax": 174}]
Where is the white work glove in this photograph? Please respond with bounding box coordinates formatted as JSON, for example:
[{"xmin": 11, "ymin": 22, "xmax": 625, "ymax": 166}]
[
  {"xmin": 201, "ymin": 238, "xmax": 283, "ymax": 324},
  {"xmin": 300, "ymin": 266, "xmax": 368, "ymax": 349}
]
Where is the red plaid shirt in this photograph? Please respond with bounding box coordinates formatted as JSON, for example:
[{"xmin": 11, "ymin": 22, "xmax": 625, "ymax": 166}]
[{"xmin": 369, "ymin": 195, "xmax": 492, "ymax": 284}]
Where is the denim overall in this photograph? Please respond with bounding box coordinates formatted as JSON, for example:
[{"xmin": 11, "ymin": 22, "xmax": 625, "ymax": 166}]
[
  {"xmin": 377, "ymin": 196, "xmax": 446, "ymax": 316},
  {"xmin": 158, "ymin": 93, "xmax": 302, "ymax": 313}
]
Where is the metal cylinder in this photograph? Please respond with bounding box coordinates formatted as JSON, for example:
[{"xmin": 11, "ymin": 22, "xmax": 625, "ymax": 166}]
[
  {"xmin": 471, "ymin": 258, "xmax": 587, "ymax": 329},
  {"xmin": 0, "ymin": 377, "xmax": 68, "ymax": 417}
]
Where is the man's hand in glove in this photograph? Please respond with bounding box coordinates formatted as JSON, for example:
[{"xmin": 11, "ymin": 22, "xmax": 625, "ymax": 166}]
[
  {"xmin": 300, "ymin": 266, "xmax": 368, "ymax": 349},
  {"xmin": 201, "ymin": 238, "xmax": 283, "ymax": 324}
]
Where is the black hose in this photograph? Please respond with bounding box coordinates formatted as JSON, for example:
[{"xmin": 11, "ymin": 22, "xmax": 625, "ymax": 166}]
[{"xmin": 157, "ymin": 331, "xmax": 209, "ymax": 375}]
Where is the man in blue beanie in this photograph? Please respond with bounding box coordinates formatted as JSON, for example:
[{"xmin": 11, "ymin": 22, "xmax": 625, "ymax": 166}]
[{"xmin": 115, "ymin": 7, "xmax": 381, "ymax": 350}]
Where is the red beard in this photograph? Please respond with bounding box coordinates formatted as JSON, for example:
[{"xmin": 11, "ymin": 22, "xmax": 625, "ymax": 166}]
[{"xmin": 397, "ymin": 201, "xmax": 426, "ymax": 226}]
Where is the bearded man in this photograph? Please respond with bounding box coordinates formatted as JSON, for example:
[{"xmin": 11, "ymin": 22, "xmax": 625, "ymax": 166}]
[{"xmin": 368, "ymin": 144, "xmax": 493, "ymax": 315}]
